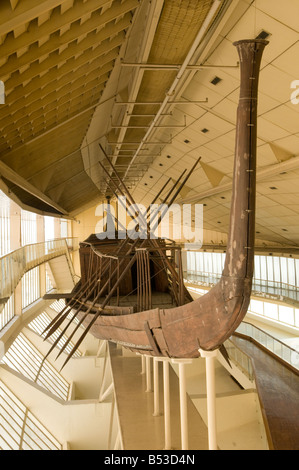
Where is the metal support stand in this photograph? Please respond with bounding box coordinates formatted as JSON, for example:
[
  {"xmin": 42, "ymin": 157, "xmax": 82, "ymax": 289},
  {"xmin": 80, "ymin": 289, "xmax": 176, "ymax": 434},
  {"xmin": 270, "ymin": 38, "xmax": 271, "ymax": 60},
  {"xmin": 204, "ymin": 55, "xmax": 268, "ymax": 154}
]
[
  {"xmin": 141, "ymin": 355, "xmax": 145, "ymax": 374},
  {"xmin": 155, "ymin": 357, "xmax": 171, "ymax": 450},
  {"xmin": 172, "ymin": 358, "xmax": 192, "ymax": 450},
  {"xmin": 153, "ymin": 358, "xmax": 161, "ymax": 416},
  {"xmin": 162, "ymin": 359, "xmax": 171, "ymax": 450},
  {"xmin": 199, "ymin": 349, "xmax": 218, "ymax": 450},
  {"xmin": 145, "ymin": 355, "xmax": 152, "ymax": 392}
]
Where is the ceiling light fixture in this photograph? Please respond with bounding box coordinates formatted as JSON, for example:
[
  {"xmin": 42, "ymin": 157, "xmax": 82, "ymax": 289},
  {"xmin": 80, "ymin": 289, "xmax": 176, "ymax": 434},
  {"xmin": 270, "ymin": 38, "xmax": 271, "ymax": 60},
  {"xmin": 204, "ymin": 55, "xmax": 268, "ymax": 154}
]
[
  {"xmin": 256, "ymin": 30, "xmax": 271, "ymax": 40},
  {"xmin": 211, "ymin": 76, "xmax": 222, "ymax": 85}
]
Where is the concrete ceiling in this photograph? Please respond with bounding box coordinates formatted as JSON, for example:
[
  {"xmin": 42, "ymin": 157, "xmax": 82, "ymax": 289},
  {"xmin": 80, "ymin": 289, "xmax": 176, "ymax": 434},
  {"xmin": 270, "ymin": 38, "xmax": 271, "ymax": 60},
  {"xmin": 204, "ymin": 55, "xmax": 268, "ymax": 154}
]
[{"xmin": 1, "ymin": 0, "xmax": 299, "ymax": 247}]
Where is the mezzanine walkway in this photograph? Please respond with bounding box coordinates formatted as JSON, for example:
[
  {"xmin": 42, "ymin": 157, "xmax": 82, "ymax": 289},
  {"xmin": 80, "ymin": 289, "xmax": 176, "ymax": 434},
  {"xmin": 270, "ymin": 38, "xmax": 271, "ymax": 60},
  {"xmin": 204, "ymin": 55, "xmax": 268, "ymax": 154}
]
[{"xmin": 185, "ymin": 273, "xmax": 299, "ymax": 306}]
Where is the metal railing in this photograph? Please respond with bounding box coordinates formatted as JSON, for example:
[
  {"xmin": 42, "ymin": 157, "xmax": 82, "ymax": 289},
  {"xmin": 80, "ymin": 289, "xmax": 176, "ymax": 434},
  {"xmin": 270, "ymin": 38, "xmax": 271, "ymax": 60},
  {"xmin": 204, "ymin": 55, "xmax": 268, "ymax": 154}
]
[
  {"xmin": 0, "ymin": 379, "xmax": 61, "ymax": 450},
  {"xmin": 223, "ymin": 339, "xmax": 254, "ymax": 382},
  {"xmin": 185, "ymin": 270, "xmax": 299, "ymax": 294},
  {"xmin": 1, "ymin": 333, "xmax": 70, "ymax": 401},
  {"xmin": 236, "ymin": 322, "xmax": 299, "ymax": 372},
  {"xmin": 0, "ymin": 238, "xmax": 78, "ymax": 313}
]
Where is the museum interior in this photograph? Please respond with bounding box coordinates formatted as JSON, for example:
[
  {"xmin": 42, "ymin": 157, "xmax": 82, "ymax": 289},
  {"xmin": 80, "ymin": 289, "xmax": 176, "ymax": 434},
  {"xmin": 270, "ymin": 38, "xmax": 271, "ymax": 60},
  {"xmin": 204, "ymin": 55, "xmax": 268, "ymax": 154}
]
[{"xmin": 0, "ymin": 0, "xmax": 299, "ymax": 451}]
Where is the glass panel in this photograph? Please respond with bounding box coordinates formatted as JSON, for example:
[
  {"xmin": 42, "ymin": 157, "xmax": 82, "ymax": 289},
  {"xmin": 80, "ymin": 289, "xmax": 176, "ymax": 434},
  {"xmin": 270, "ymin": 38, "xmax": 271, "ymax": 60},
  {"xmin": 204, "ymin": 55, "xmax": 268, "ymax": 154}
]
[
  {"xmin": 280, "ymin": 257, "xmax": 288, "ymax": 284},
  {"xmin": 253, "ymin": 255, "xmax": 261, "ymax": 280},
  {"xmin": 287, "ymin": 258, "xmax": 296, "ymax": 287},
  {"xmin": 295, "ymin": 259, "xmax": 299, "ymax": 288},
  {"xmin": 264, "ymin": 302, "xmax": 278, "ymax": 320},
  {"xmin": 214, "ymin": 253, "xmax": 223, "ymax": 275},
  {"xmin": 205, "ymin": 252, "xmax": 212, "ymax": 274},
  {"xmin": 44, "ymin": 216, "xmax": 54, "ymax": 241},
  {"xmin": 198, "ymin": 252, "xmax": 204, "ymax": 272},
  {"xmin": 266, "ymin": 256, "xmax": 274, "ymax": 282},
  {"xmin": 248, "ymin": 299, "xmax": 264, "ymax": 315},
  {"xmin": 295, "ymin": 309, "xmax": 299, "ymax": 328},
  {"xmin": 260, "ymin": 256, "xmax": 267, "ymax": 284},
  {"xmin": 278, "ymin": 304, "xmax": 294, "ymax": 326},
  {"xmin": 0, "ymin": 190, "xmax": 11, "ymax": 257},
  {"xmin": 21, "ymin": 210, "xmax": 37, "ymax": 246},
  {"xmin": 273, "ymin": 256, "xmax": 281, "ymax": 283},
  {"xmin": 60, "ymin": 219, "xmax": 68, "ymax": 238},
  {"xmin": 189, "ymin": 251, "xmax": 196, "ymax": 273}
]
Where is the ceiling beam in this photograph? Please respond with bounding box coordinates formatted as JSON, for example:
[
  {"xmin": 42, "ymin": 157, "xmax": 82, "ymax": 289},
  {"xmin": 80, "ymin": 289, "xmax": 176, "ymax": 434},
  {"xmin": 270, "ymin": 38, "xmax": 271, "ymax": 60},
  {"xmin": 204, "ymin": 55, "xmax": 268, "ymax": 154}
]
[
  {"xmin": 2, "ymin": 102, "xmax": 97, "ymax": 154},
  {"xmin": 0, "ymin": 19, "xmax": 125, "ymax": 79},
  {"xmin": 0, "ymin": 0, "xmax": 70, "ymax": 36},
  {"xmin": 1, "ymin": 83, "xmax": 105, "ymax": 140},
  {"xmin": 1, "ymin": 43, "xmax": 119, "ymax": 124},
  {"xmin": 0, "ymin": 65, "xmax": 109, "ymax": 121},
  {"xmin": 0, "ymin": 75, "xmax": 108, "ymax": 129},
  {"xmin": 0, "ymin": 0, "xmax": 115, "ymax": 55},
  {"xmin": 1, "ymin": 58, "xmax": 115, "ymax": 117},
  {"xmin": 4, "ymin": 17, "xmax": 130, "ymax": 93}
]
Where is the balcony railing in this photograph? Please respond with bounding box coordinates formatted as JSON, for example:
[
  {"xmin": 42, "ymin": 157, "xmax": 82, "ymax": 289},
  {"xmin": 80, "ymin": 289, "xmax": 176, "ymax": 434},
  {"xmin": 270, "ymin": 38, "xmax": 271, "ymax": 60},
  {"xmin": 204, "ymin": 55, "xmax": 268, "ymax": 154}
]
[
  {"xmin": 0, "ymin": 238, "xmax": 78, "ymax": 314},
  {"xmin": 235, "ymin": 322, "xmax": 299, "ymax": 372},
  {"xmin": 223, "ymin": 339, "xmax": 254, "ymax": 382}
]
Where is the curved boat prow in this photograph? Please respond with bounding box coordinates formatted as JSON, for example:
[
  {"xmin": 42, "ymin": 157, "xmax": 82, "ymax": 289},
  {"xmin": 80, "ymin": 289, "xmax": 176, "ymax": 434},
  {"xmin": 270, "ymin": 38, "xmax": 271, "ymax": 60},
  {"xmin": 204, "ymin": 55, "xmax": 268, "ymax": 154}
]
[{"xmin": 160, "ymin": 39, "xmax": 269, "ymax": 356}]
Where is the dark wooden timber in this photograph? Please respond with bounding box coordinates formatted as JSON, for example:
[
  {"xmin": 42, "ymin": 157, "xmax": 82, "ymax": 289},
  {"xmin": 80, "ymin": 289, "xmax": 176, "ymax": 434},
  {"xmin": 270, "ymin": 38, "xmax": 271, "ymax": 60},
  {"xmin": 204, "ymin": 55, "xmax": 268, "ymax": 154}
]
[{"xmin": 44, "ymin": 40, "xmax": 269, "ymax": 366}]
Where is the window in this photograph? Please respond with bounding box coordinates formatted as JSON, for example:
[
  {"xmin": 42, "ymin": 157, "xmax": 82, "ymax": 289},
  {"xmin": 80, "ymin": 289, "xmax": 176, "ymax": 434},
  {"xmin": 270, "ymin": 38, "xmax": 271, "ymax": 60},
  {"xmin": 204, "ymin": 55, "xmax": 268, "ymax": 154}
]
[
  {"xmin": 0, "ymin": 190, "xmax": 10, "ymax": 256},
  {"xmin": 21, "ymin": 210, "xmax": 37, "ymax": 246},
  {"xmin": 273, "ymin": 257, "xmax": 281, "ymax": 283},
  {"xmin": 264, "ymin": 302, "xmax": 278, "ymax": 320},
  {"xmin": 280, "ymin": 257, "xmax": 288, "ymax": 285},
  {"xmin": 287, "ymin": 258, "xmax": 296, "ymax": 286},
  {"xmin": 22, "ymin": 266, "xmax": 40, "ymax": 309},
  {"xmin": 44, "ymin": 216, "xmax": 54, "ymax": 241},
  {"xmin": 278, "ymin": 305, "xmax": 295, "ymax": 326},
  {"xmin": 60, "ymin": 219, "xmax": 68, "ymax": 238},
  {"xmin": 249, "ymin": 299, "xmax": 263, "ymax": 316}
]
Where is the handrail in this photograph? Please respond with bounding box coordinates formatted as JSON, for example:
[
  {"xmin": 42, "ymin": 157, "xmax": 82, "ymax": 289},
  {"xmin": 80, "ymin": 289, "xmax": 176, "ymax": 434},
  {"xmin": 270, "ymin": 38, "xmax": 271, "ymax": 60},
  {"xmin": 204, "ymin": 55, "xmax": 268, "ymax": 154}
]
[
  {"xmin": 235, "ymin": 321, "xmax": 299, "ymax": 372},
  {"xmin": 223, "ymin": 338, "xmax": 254, "ymax": 382},
  {"xmin": 185, "ymin": 270, "xmax": 298, "ymax": 292},
  {"xmin": 0, "ymin": 238, "xmax": 79, "ymax": 313}
]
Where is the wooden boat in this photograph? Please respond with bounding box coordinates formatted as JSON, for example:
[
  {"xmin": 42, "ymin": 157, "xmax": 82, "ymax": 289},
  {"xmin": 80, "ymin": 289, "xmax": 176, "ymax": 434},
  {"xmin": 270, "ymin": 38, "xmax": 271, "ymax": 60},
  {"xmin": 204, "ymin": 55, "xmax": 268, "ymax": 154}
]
[{"xmin": 43, "ymin": 39, "xmax": 268, "ymax": 367}]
